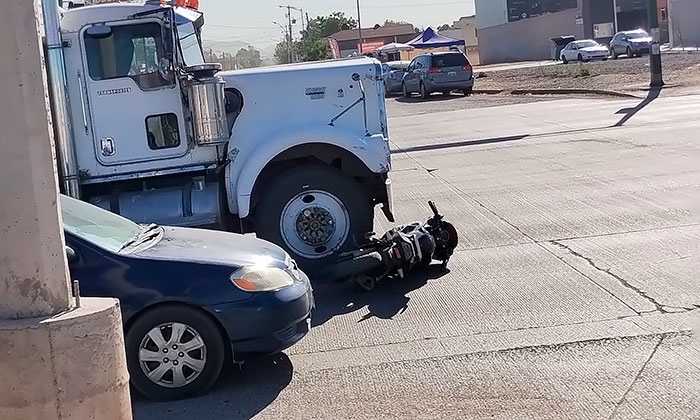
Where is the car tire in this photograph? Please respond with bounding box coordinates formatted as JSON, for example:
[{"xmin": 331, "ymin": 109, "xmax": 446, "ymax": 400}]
[
  {"xmin": 126, "ymin": 305, "xmax": 226, "ymax": 401},
  {"xmin": 420, "ymin": 82, "xmax": 430, "ymax": 99},
  {"xmin": 627, "ymin": 47, "xmax": 633, "ymax": 58},
  {"xmin": 462, "ymin": 87, "xmax": 473, "ymax": 96},
  {"xmin": 254, "ymin": 164, "xmax": 373, "ymax": 276},
  {"xmin": 402, "ymin": 82, "xmax": 410, "ymax": 98},
  {"xmin": 562, "ymin": 56, "xmax": 569, "ymax": 64},
  {"xmin": 578, "ymin": 54, "xmax": 584, "ymax": 62},
  {"xmin": 611, "ymin": 48, "xmax": 618, "ymax": 59}
]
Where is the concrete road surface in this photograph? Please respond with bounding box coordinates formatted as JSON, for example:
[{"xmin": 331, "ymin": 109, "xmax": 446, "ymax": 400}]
[{"xmin": 134, "ymin": 93, "xmax": 700, "ymax": 419}]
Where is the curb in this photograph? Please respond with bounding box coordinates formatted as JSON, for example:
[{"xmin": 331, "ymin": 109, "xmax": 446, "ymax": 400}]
[
  {"xmin": 510, "ymin": 88, "xmax": 640, "ymax": 99},
  {"xmin": 472, "ymin": 89, "xmax": 505, "ymax": 95}
]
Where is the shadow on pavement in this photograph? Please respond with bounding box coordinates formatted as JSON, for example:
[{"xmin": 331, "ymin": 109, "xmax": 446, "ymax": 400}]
[
  {"xmin": 391, "ymin": 134, "xmax": 529, "ymax": 154},
  {"xmin": 395, "ymin": 93, "xmax": 466, "ymax": 103},
  {"xmin": 311, "ymin": 264, "xmax": 449, "ymax": 327},
  {"xmin": 132, "ymin": 353, "xmax": 293, "ymax": 420},
  {"xmin": 613, "ymin": 87, "xmax": 661, "ymax": 127}
]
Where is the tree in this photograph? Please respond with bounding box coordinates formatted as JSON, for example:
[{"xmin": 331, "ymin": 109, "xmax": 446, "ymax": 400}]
[
  {"xmin": 274, "ymin": 41, "xmax": 292, "ymax": 64},
  {"xmin": 274, "ymin": 11, "xmax": 358, "ymax": 64},
  {"xmin": 383, "ymin": 19, "xmax": 410, "ymax": 26},
  {"xmin": 437, "ymin": 24, "xmax": 452, "ymax": 31},
  {"xmin": 235, "ymin": 45, "xmax": 262, "ymax": 68}
]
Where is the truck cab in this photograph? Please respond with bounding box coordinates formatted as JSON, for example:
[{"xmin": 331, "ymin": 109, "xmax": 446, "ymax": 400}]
[{"xmin": 52, "ymin": 1, "xmax": 393, "ymax": 273}]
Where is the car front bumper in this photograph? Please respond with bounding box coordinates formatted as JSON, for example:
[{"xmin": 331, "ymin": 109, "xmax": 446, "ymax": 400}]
[
  {"xmin": 207, "ymin": 278, "xmax": 314, "ymax": 360},
  {"xmin": 631, "ymin": 45, "xmax": 650, "ymax": 54}
]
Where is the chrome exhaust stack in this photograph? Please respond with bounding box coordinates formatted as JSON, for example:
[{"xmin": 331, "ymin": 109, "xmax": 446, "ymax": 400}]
[{"xmin": 41, "ymin": 0, "xmax": 80, "ymax": 198}]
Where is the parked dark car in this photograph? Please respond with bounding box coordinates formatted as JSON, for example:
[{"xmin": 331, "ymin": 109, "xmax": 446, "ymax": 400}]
[
  {"xmin": 381, "ymin": 61, "xmax": 410, "ymax": 95},
  {"xmin": 402, "ymin": 52, "xmax": 474, "ymax": 99},
  {"xmin": 610, "ymin": 30, "xmax": 652, "ymax": 58},
  {"xmin": 61, "ymin": 195, "xmax": 314, "ymax": 401}
]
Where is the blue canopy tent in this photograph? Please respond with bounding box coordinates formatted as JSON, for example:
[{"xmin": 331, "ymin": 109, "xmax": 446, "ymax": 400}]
[{"xmin": 407, "ymin": 27, "xmax": 465, "ymax": 48}]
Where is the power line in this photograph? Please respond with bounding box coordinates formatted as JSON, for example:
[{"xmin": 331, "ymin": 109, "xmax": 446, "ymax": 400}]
[{"xmin": 364, "ymin": 1, "xmax": 466, "ymax": 8}]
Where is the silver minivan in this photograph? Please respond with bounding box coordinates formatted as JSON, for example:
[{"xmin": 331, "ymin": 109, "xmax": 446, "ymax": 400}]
[{"xmin": 402, "ymin": 52, "xmax": 474, "ymax": 99}]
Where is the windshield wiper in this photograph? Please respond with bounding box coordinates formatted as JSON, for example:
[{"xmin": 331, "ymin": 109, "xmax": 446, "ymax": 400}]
[{"xmin": 118, "ymin": 224, "xmax": 161, "ymax": 253}]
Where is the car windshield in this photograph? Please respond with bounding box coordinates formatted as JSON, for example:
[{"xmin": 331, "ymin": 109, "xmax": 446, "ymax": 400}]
[
  {"xmin": 577, "ymin": 41, "xmax": 598, "ymax": 48},
  {"xmin": 432, "ymin": 54, "xmax": 468, "ymax": 67},
  {"xmin": 627, "ymin": 31, "xmax": 649, "ymax": 39},
  {"xmin": 61, "ymin": 195, "xmax": 143, "ymax": 253}
]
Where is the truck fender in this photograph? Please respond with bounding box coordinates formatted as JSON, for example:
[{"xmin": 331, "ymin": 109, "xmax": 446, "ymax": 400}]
[{"xmin": 226, "ymin": 125, "xmax": 390, "ymax": 219}]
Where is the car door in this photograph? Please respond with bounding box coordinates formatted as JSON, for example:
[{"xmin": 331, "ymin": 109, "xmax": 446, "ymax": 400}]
[
  {"xmin": 564, "ymin": 43, "xmax": 574, "ymax": 61},
  {"xmin": 569, "ymin": 43, "xmax": 578, "ymax": 59},
  {"xmin": 405, "ymin": 58, "xmax": 419, "ymax": 90},
  {"xmin": 415, "ymin": 57, "xmax": 428, "ymax": 86}
]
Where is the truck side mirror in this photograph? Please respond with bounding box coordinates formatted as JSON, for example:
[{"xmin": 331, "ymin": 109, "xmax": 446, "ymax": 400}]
[{"xmin": 86, "ymin": 25, "xmax": 112, "ymax": 39}]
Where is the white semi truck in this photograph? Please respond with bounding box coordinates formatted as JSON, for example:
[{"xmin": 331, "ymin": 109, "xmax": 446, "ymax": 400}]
[{"xmin": 41, "ymin": 0, "xmax": 394, "ymax": 273}]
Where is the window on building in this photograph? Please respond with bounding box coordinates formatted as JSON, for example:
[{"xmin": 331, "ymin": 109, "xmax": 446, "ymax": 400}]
[
  {"xmin": 660, "ymin": 8, "xmax": 667, "ymax": 21},
  {"xmin": 85, "ymin": 23, "xmax": 172, "ymax": 90},
  {"xmin": 146, "ymin": 114, "xmax": 180, "ymax": 150}
]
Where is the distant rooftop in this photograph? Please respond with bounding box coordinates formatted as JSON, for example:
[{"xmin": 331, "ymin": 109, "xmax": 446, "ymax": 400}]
[{"xmin": 329, "ymin": 24, "xmax": 416, "ymax": 42}]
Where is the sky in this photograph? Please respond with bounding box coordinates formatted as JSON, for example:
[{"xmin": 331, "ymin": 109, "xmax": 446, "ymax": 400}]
[{"xmin": 198, "ymin": 0, "xmax": 476, "ymax": 57}]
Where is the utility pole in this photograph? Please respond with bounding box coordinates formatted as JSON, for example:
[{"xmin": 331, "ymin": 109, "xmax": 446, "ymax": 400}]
[
  {"xmin": 279, "ymin": 5, "xmax": 301, "ymax": 62},
  {"xmin": 612, "ymin": 0, "xmax": 619, "ymax": 34},
  {"xmin": 648, "ymin": 0, "xmax": 664, "ymax": 87},
  {"xmin": 356, "ymin": 0, "xmax": 363, "ymax": 53}
]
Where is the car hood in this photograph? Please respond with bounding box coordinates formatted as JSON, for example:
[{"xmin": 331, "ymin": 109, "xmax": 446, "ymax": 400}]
[
  {"xmin": 629, "ymin": 37, "xmax": 652, "ymax": 43},
  {"xmin": 581, "ymin": 46, "xmax": 608, "ymax": 52},
  {"xmin": 134, "ymin": 227, "xmax": 290, "ymax": 268}
]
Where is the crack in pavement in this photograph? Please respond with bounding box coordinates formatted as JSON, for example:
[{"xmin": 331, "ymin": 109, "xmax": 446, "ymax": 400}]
[
  {"xmin": 607, "ymin": 335, "xmax": 666, "ymax": 420},
  {"xmin": 550, "ymin": 240, "xmax": 699, "ymax": 315}
]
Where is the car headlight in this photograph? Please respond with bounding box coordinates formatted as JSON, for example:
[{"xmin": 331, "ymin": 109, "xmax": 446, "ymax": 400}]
[{"xmin": 230, "ymin": 266, "xmax": 295, "ymax": 292}]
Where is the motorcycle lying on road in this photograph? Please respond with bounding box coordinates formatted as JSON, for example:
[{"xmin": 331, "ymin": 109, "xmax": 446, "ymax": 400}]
[{"xmin": 319, "ymin": 201, "xmax": 459, "ymax": 290}]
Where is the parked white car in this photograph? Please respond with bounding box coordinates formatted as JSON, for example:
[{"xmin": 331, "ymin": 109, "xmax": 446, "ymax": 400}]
[{"xmin": 560, "ymin": 40, "xmax": 609, "ymax": 63}]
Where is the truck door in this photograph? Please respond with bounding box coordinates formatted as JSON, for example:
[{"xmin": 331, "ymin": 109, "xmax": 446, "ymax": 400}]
[{"xmin": 82, "ymin": 21, "xmax": 189, "ymax": 167}]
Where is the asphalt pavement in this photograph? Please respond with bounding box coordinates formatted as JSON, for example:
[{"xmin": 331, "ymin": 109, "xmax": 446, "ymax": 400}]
[{"xmin": 134, "ymin": 92, "xmax": 700, "ymax": 419}]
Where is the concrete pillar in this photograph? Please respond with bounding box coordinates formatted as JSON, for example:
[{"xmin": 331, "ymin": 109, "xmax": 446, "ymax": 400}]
[
  {"xmin": 0, "ymin": 1, "xmax": 132, "ymax": 419},
  {"xmin": 0, "ymin": 0, "xmax": 73, "ymax": 320}
]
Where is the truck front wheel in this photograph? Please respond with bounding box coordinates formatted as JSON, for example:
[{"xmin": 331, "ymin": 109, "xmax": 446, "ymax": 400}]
[{"xmin": 254, "ymin": 164, "xmax": 373, "ymax": 277}]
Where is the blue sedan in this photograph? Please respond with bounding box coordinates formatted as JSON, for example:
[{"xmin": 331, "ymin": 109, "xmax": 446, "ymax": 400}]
[{"xmin": 61, "ymin": 196, "xmax": 314, "ymax": 400}]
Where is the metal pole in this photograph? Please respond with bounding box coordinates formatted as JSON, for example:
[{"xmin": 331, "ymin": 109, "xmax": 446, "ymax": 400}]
[
  {"xmin": 612, "ymin": 0, "xmax": 619, "ymax": 33},
  {"xmin": 287, "ymin": 6, "xmax": 293, "ymax": 62},
  {"xmin": 356, "ymin": 0, "xmax": 363, "ymax": 53},
  {"xmin": 648, "ymin": 0, "xmax": 664, "ymax": 87},
  {"xmin": 42, "ymin": 0, "xmax": 81, "ymax": 199}
]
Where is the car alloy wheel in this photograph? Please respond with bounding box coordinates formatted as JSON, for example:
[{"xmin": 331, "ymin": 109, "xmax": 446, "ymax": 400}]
[
  {"xmin": 126, "ymin": 305, "xmax": 225, "ymax": 400},
  {"xmin": 139, "ymin": 322, "xmax": 207, "ymax": 389}
]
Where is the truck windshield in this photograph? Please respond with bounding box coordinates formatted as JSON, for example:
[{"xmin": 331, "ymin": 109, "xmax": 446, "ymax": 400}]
[
  {"xmin": 61, "ymin": 195, "xmax": 142, "ymax": 254},
  {"xmin": 178, "ymin": 21, "xmax": 204, "ymax": 66}
]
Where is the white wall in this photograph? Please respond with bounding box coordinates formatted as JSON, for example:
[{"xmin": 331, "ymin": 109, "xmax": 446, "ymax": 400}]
[
  {"xmin": 478, "ymin": 8, "xmax": 583, "ymax": 64},
  {"xmin": 668, "ymin": 0, "xmax": 700, "ymax": 47},
  {"xmin": 475, "ymin": 0, "xmax": 508, "ymax": 29}
]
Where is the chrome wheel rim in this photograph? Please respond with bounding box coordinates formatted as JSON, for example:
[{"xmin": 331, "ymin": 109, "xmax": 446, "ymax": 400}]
[
  {"xmin": 139, "ymin": 322, "xmax": 207, "ymax": 389},
  {"xmin": 280, "ymin": 189, "xmax": 350, "ymax": 259}
]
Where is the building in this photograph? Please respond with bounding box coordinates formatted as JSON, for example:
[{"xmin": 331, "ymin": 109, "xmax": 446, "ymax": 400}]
[
  {"xmin": 475, "ymin": 0, "xmax": 669, "ymax": 64},
  {"xmin": 667, "ymin": 0, "xmax": 700, "ymax": 47},
  {"xmin": 328, "ymin": 24, "xmax": 416, "ymax": 57},
  {"xmin": 441, "ymin": 16, "xmax": 480, "ymax": 64}
]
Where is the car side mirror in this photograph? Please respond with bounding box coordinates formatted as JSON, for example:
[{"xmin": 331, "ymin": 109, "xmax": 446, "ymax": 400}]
[{"xmin": 65, "ymin": 246, "xmax": 78, "ymax": 264}]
